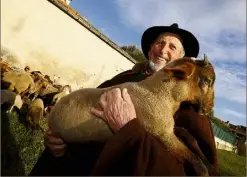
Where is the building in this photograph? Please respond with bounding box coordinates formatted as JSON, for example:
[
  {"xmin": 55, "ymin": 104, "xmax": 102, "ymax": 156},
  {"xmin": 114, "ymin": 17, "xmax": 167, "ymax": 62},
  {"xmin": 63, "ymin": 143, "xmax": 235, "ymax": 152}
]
[{"xmin": 2, "ymin": 0, "xmax": 135, "ymax": 90}]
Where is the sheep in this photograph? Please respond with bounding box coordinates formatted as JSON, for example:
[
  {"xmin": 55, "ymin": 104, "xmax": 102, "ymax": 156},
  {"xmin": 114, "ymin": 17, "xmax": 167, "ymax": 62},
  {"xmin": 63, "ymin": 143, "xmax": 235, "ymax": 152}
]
[
  {"xmin": 30, "ymin": 70, "xmax": 45, "ymax": 82},
  {"xmin": 1, "ymin": 70, "xmax": 35, "ymax": 97},
  {"xmin": 44, "ymin": 75, "xmax": 53, "ymax": 84},
  {"xmin": 53, "ymin": 74, "xmax": 61, "ymax": 84},
  {"xmin": 53, "ymin": 84, "xmax": 63, "ymax": 91},
  {"xmin": 31, "ymin": 70, "xmax": 42, "ymax": 74},
  {"xmin": 28, "ymin": 72, "xmax": 50, "ymax": 100},
  {"xmin": 61, "ymin": 85, "xmax": 72, "ymax": 94},
  {"xmin": 1, "ymin": 61, "xmax": 12, "ymax": 73},
  {"xmin": 48, "ymin": 55, "xmax": 216, "ymax": 176},
  {"xmin": 51, "ymin": 92, "xmax": 66, "ymax": 105},
  {"xmin": 1, "ymin": 90, "xmax": 23, "ymax": 113},
  {"xmin": 39, "ymin": 90, "xmax": 69, "ymax": 117},
  {"xmin": 41, "ymin": 89, "xmax": 70, "ymax": 116},
  {"xmin": 24, "ymin": 65, "xmax": 30, "ymax": 72},
  {"xmin": 26, "ymin": 98, "xmax": 44, "ymax": 129}
]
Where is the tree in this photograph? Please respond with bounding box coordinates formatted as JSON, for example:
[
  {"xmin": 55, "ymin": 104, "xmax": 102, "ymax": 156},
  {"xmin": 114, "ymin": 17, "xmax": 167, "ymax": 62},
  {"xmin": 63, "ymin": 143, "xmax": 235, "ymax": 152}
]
[
  {"xmin": 209, "ymin": 109, "xmax": 214, "ymax": 119},
  {"xmin": 121, "ymin": 45, "xmax": 147, "ymax": 63}
]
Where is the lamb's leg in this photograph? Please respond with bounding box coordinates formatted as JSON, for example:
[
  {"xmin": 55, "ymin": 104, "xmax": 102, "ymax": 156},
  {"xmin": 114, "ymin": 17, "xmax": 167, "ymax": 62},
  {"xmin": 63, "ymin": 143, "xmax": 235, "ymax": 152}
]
[
  {"xmin": 162, "ymin": 133, "xmax": 209, "ymax": 176},
  {"xmin": 8, "ymin": 84, "xmax": 15, "ymax": 92},
  {"xmin": 174, "ymin": 127, "xmax": 219, "ymax": 175},
  {"xmin": 20, "ymin": 89, "xmax": 28, "ymax": 98},
  {"xmin": 31, "ymin": 92, "xmax": 39, "ymax": 102},
  {"xmin": 7, "ymin": 105, "xmax": 14, "ymax": 113},
  {"xmin": 33, "ymin": 108, "xmax": 43, "ymax": 126},
  {"xmin": 174, "ymin": 127, "xmax": 209, "ymax": 161},
  {"xmin": 20, "ymin": 92, "xmax": 25, "ymax": 98}
]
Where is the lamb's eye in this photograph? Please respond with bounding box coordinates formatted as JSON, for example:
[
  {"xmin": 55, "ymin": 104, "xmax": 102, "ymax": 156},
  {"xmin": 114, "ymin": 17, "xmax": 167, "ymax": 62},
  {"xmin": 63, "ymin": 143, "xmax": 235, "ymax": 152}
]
[{"xmin": 200, "ymin": 77, "xmax": 212, "ymax": 86}]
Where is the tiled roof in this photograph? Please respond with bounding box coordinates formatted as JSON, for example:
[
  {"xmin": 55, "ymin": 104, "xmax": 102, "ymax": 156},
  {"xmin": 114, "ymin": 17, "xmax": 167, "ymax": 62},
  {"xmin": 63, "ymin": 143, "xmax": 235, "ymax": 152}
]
[{"xmin": 47, "ymin": 0, "xmax": 136, "ymax": 64}]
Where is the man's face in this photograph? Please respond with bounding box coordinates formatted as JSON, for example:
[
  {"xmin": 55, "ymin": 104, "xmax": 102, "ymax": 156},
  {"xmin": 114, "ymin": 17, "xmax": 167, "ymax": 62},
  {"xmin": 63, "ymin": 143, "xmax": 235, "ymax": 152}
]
[{"xmin": 148, "ymin": 32, "xmax": 184, "ymax": 70}]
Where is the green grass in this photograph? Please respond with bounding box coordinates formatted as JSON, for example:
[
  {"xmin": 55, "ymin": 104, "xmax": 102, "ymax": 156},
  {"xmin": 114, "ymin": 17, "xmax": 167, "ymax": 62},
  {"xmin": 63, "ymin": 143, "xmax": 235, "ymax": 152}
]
[
  {"xmin": 1, "ymin": 110, "xmax": 48, "ymax": 176},
  {"xmin": 217, "ymin": 149, "xmax": 246, "ymax": 176},
  {"xmin": 1, "ymin": 109, "xmax": 246, "ymax": 176}
]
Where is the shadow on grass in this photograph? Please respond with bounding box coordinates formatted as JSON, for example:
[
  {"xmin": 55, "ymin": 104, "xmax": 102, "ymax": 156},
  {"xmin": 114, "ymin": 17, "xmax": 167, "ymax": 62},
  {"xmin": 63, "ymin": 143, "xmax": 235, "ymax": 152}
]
[
  {"xmin": 1, "ymin": 105, "xmax": 47, "ymax": 175},
  {"xmin": 1, "ymin": 110, "xmax": 25, "ymax": 176}
]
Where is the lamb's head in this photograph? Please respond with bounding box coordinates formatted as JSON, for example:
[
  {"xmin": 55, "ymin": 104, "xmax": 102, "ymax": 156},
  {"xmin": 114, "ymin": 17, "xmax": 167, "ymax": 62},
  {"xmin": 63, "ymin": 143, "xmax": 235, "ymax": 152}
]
[
  {"xmin": 61, "ymin": 85, "xmax": 72, "ymax": 94},
  {"xmin": 150, "ymin": 55, "xmax": 215, "ymax": 115}
]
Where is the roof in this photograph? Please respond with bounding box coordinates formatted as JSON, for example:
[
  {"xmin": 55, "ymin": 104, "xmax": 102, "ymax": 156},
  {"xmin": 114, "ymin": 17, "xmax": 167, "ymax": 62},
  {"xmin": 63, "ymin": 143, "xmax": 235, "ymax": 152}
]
[
  {"xmin": 229, "ymin": 124, "xmax": 246, "ymax": 137},
  {"xmin": 47, "ymin": 0, "xmax": 136, "ymax": 64}
]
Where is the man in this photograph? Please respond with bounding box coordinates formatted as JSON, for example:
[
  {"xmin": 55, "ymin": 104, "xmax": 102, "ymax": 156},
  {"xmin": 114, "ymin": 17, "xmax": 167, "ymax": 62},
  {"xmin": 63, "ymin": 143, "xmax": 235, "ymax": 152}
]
[{"xmin": 30, "ymin": 23, "xmax": 218, "ymax": 176}]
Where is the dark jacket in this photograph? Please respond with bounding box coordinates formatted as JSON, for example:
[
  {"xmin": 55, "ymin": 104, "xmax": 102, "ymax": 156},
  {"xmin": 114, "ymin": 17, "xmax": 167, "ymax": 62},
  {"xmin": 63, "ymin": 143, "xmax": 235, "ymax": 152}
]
[{"xmin": 30, "ymin": 62, "xmax": 219, "ymax": 176}]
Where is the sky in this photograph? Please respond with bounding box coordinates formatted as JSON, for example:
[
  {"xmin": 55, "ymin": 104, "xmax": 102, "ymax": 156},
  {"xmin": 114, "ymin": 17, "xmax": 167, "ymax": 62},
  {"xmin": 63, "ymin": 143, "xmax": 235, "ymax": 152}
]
[{"xmin": 70, "ymin": 0, "xmax": 246, "ymax": 126}]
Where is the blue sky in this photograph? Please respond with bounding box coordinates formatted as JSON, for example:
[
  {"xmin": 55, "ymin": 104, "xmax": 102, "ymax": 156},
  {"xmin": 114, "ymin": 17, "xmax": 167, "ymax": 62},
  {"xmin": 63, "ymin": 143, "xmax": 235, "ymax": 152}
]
[{"xmin": 70, "ymin": 0, "xmax": 246, "ymax": 126}]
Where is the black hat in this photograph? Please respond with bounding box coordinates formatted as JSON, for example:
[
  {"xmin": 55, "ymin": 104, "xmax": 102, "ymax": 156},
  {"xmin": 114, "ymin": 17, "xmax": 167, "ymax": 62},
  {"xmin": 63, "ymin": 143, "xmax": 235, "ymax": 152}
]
[{"xmin": 141, "ymin": 23, "xmax": 200, "ymax": 59}]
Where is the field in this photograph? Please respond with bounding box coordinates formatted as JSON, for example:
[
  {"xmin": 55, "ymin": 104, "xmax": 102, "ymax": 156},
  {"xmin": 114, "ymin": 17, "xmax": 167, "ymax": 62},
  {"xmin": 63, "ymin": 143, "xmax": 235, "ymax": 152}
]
[
  {"xmin": 1, "ymin": 111, "xmax": 47, "ymax": 175},
  {"xmin": 1, "ymin": 110, "xmax": 246, "ymax": 176},
  {"xmin": 218, "ymin": 149, "xmax": 246, "ymax": 176}
]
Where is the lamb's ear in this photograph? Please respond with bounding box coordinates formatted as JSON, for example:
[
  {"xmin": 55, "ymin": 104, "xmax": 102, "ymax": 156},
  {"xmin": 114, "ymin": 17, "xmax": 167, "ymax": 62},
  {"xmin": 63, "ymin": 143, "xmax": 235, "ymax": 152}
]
[{"xmin": 163, "ymin": 62, "xmax": 196, "ymax": 79}]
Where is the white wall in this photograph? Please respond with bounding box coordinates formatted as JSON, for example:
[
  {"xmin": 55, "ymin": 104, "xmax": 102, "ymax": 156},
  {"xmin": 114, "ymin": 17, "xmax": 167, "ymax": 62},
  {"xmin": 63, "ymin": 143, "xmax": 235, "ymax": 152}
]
[
  {"xmin": 1, "ymin": 0, "xmax": 134, "ymax": 90},
  {"xmin": 214, "ymin": 136, "xmax": 236, "ymax": 152}
]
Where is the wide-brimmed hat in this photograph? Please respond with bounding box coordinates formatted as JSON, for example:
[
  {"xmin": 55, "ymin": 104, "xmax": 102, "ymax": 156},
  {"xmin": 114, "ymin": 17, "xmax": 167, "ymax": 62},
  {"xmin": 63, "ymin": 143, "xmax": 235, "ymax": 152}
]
[{"xmin": 141, "ymin": 23, "xmax": 199, "ymax": 59}]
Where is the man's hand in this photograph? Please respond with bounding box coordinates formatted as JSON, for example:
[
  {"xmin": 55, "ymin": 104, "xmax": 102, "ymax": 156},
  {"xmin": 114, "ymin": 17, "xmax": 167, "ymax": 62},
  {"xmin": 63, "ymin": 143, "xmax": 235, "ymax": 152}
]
[
  {"xmin": 91, "ymin": 88, "xmax": 136, "ymax": 133},
  {"xmin": 44, "ymin": 128, "xmax": 67, "ymax": 157}
]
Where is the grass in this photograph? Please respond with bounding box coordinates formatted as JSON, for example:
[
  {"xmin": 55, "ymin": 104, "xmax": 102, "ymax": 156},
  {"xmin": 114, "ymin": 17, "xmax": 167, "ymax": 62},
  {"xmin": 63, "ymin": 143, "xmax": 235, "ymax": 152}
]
[
  {"xmin": 1, "ymin": 109, "xmax": 246, "ymax": 176},
  {"xmin": 1, "ymin": 109, "xmax": 48, "ymax": 176},
  {"xmin": 217, "ymin": 149, "xmax": 246, "ymax": 176}
]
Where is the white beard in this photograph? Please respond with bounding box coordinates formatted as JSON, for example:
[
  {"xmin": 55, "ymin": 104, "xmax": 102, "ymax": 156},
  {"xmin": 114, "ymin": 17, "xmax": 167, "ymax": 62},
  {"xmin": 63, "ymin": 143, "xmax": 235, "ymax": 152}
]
[{"xmin": 149, "ymin": 61, "xmax": 163, "ymax": 71}]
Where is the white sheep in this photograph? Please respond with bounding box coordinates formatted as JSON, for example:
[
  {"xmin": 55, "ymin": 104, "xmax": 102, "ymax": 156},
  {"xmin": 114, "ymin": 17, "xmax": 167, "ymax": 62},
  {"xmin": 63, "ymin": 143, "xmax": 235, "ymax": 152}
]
[
  {"xmin": 50, "ymin": 91, "xmax": 69, "ymax": 106},
  {"xmin": 1, "ymin": 70, "xmax": 35, "ymax": 97},
  {"xmin": 27, "ymin": 98, "xmax": 44, "ymax": 128},
  {"xmin": 1, "ymin": 90, "xmax": 23, "ymax": 113}
]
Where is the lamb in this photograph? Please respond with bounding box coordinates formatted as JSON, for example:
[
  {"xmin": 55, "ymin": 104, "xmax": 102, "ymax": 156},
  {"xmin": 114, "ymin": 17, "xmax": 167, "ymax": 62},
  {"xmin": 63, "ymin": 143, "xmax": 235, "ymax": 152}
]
[
  {"xmin": 48, "ymin": 55, "xmax": 216, "ymax": 176},
  {"xmin": 26, "ymin": 98, "xmax": 44, "ymax": 129},
  {"xmin": 44, "ymin": 75, "xmax": 53, "ymax": 84},
  {"xmin": 1, "ymin": 70, "xmax": 35, "ymax": 97},
  {"xmin": 53, "ymin": 74, "xmax": 61, "ymax": 84},
  {"xmin": 39, "ymin": 84, "xmax": 59, "ymax": 97},
  {"xmin": 29, "ymin": 80, "xmax": 49, "ymax": 100},
  {"xmin": 1, "ymin": 61, "xmax": 12, "ymax": 73},
  {"xmin": 41, "ymin": 90, "xmax": 70, "ymax": 113},
  {"xmin": 43, "ymin": 91, "xmax": 70, "ymax": 116},
  {"xmin": 1, "ymin": 90, "xmax": 23, "ymax": 113},
  {"xmin": 61, "ymin": 85, "xmax": 72, "ymax": 94},
  {"xmin": 51, "ymin": 91, "xmax": 70, "ymax": 105}
]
